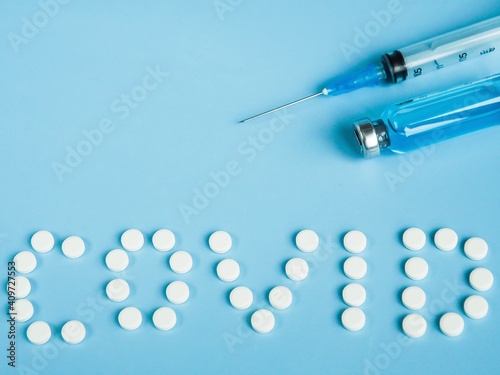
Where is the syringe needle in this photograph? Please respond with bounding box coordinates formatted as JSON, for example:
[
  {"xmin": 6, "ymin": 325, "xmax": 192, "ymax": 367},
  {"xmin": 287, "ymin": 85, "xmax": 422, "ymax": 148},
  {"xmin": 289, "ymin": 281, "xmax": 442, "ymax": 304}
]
[{"xmin": 240, "ymin": 91, "xmax": 325, "ymax": 123}]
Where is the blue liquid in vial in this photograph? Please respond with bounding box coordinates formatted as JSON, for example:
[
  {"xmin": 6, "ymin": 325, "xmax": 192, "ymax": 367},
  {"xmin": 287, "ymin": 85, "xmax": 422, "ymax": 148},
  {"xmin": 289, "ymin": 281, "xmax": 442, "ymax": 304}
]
[{"xmin": 381, "ymin": 74, "xmax": 500, "ymax": 154}]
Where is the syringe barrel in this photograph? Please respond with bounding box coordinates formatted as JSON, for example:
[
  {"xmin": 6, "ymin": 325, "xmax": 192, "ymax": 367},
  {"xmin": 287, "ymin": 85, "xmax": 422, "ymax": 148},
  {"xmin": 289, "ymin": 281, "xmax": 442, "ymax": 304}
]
[{"xmin": 382, "ymin": 15, "xmax": 500, "ymax": 83}]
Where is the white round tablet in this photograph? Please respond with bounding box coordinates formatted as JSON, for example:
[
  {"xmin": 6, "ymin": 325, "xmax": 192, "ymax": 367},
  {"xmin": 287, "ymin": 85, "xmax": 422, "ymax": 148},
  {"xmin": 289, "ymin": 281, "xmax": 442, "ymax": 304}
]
[
  {"xmin": 343, "ymin": 230, "xmax": 367, "ymax": 253},
  {"xmin": 440, "ymin": 312, "xmax": 464, "ymax": 337},
  {"xmin": 434, "ymin": 228, "xmax": 458, "ymax": 251},
  {"xmin": 31, "ymin": 230, "xmax": 55, "ymax": 253},
  {"xmin": 216, "ymin": 259, "xmax": 240, "ymax": 282},
  {"xmin": 269, "ymin": 286, "xmax": 293, "ymax": 310},
  {"xmin": 208, "ymin": 231, "xmax": 232, "ymax": 254},
  {"xmin": 118, "ymin": 307, "xmax": 142, "ymax": 331},
  {"xmin": 61, "ymin": 236, "xmax": 85, "ymax": 259},
  {"xmin": 342, "ymin": 283, "xmax": 366, "ymax": 307},
  {"xmin": 166, "ymin": 281, "xmax": 190, "ymax": 304},
  {"xmin": 402, "ymin": 286, "xmax": 426, "ymax": 310},
  {"xmin": 251, "ymin": 309, "xmax": 275, "ymax": 334},
  {"xmin": 285, "ymin": 258, "xmax": 309, "ymax": 281},
  {"xmin": 11, "ymin": 299, "xmax": 34, "ymax": 322},
  {"xmin": 402, "ymin": 313, "xmax": 427, "ymax": 338},
  {"xmin": 404, "ymin": 257, "xmax": 429, "ymax": 281},
  {"xmin": 152, "ymin": 307, "xmax": 177, "ymax": 331},
  {"xmin": 61, "ymin": 320, "xmax": 86, "ymax": 344},
  {"xmin": 469, "ymin": 268, "xmax": 494, "ymax": 292},
  {"xmin": 402, "ymin": 228, "xmax": 426, "ymax": 251},
  {"xmin": 10, "ymin": 276, "xmax": 31, "ymax": 299},
  {"xmin": 169, "ymin": 251, "xmax": 193, "ymax": 274},
  {"xmin": 295, "ymin": 229, "xmax": 319, "ymax": 253},
  {"xmin": 464, "ymin": 237, "xmax": 488, "ymax": 260},
  {"xmin": 13, "ymin": 251, "xmax": 37, "ymax": 274},
  {"xmin": 229, "ymin": 286, "xmax": 253, "ymax": 310},
  {"xmin": 343, "ymin": 256, "xmax": 367, "ymax": 280},
  {"xmin": 464, "ymin": 295, "xmax": 488, "ymax": 319},
  {"xmin": 105, "ymin": 249, "xmax": 129, "ymax": 272},
  {"xmin": 341, "ymin": 307, "xmax": 366, "ymax": 331},
  {"xmin": 106, "ymin": 279, "xmax": 130, "ymax": 302},
  {"xmin": 27, "ymin": 321, "xmax": 51, "ymax": 345},
  {"xmin": 152, "ymin": 229, "xmax": 176, "ymax": 252},
  {"xmin": 120, "ymin": 229, "xmax": 144, "ymax": 252}
]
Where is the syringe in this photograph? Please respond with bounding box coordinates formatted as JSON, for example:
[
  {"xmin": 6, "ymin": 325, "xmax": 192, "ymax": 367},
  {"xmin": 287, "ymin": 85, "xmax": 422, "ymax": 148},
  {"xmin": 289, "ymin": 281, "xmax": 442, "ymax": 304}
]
[{"xmin": 240, "ymin": 15, "xmax": 500, "ymax": 123}]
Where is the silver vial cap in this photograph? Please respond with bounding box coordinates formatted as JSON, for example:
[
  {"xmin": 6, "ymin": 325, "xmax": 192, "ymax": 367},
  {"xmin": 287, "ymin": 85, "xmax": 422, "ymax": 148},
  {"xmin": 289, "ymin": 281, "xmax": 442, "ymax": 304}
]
[{"xmin": 353, "ymin": 119, "xmax": 390, "ymax": 159}]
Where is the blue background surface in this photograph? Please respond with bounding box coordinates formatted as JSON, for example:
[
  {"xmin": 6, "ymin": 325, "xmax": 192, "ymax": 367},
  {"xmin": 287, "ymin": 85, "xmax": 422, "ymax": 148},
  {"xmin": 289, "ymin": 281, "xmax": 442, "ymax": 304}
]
[{"xmin": 1, "ymin": 1, "xmax": 499, "ymax": 374}]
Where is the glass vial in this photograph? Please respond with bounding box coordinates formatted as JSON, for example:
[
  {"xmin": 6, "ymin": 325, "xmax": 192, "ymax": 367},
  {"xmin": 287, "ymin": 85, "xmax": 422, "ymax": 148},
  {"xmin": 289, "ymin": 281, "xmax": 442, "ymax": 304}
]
[{"xmin": 353, "ymin": 73, "xmax": 500, "ymax": 158}]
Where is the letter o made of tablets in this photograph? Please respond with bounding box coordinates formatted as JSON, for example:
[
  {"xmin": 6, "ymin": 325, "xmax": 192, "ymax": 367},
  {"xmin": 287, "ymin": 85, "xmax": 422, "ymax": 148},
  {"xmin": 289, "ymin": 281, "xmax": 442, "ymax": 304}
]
[
  {"xmin": 120, "ymin": 229, "xmax": 144, "ymax": 252},
  {"xmin": 166, "ymin": 281, "xmax": 190, "ymax": 304},
  {"xmin": 269, "ymin": 286, "xmax": 293, "ymax": 310},
  {"xmin": 229, "ymin": 286, "xmax": 253, "ymax": 310},
  {"xmin": 216, "ymin": 259, "xmax": 240, "ymax": 282},
  {"xmin": 464, "ymin": 237, "xmax": 488, "ymax": 260},
  {"xmin": 402, "ymin": 228, "xmax": 426, "ymax": 251},
  {"xmin": 61, "ymin": 320, "xmax": 86, "ymax": 344},
  {"xmin": 404, "ymin": 257, "xmax": 429, "ymax": 281},
  {"xmin": 11, "ymin": 276, "xmax": 31, "ymax": 299},
  {"xmin": 342, "ymin": 283, "xmax": 366, "ymax": 307},
  {"xmin": 343, "ymin": 256, "xmax": 367, "ymax": 280},
  {"xmin": 439, "ymin": 312, "xmax": 464, "ymax": 337},
  {"xmin": 152, "ymin": 229, "xmax": 176, "ymax": 252},
  {"xmin": 402, "ymin": 286, "xmax": 426, "ymax": 310},
  {"xmin": 62, "ymin": 236, "xmax": 85, "ymax": 259},
  {"xmin": 251, "ymin": 309, "xmax": 275, "ymax": 334},
  {"xmin": 169, "ymin": 251, "xmax": 193, "ymax": 274},
  {"xmin": 152, "ymin": 307, "xmax": 177, "ymax": 331},
  {"xmin": 27, "ymin": 321, "xmax": 51, "ymax": 345},
  {"xmin": 285, "ymin": 258, "xmax": 309, "ymax": 281},
  {"xmin": 434, "ymin": 228, "xmax": 458, "ymax": 251},
  {"xmin": 341, "ymin": 307, "xmax": 365, "ymax": 331},
  {"xmin": 295, "ymin": 229, "xmax": 319, "ymax": 252},
  {"xmin": 106, "ymin": 279, "xmax": 130, "ymax": 302},
  {"xmin": 402, "ymin": 313, "xmax": 427, "ymax": 338},
  {"xmin": 208, "ymin": 231, "xmax": 232, "ymax": 254},
  {"xmin": 464, "ymin": 295, "xmax": 489, "ymax": 319},
  {"xmin": 118, "ymin": 307, "xmax": 142, "ymax": 331},
  {"xmin": 343, "ymin": 230, "xmax": 367, "ymax": 253},
  {"xmin": 11, "ymin": 299, "xmax": 34, "ymax": 322},
  {"xmin": 469, "ymin": 268, "xmax": 494, "ymax": 292},
  {"xmin": 13, "ymin": 251, "xmax": 37, "ymax": 274},
  {"xmin": 105, "ymin": 249, "xmax": 129, "ymax": 272},
  {"xmin": 31, "ymin": 230, "xmax": 55, "ymax": 253}
]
